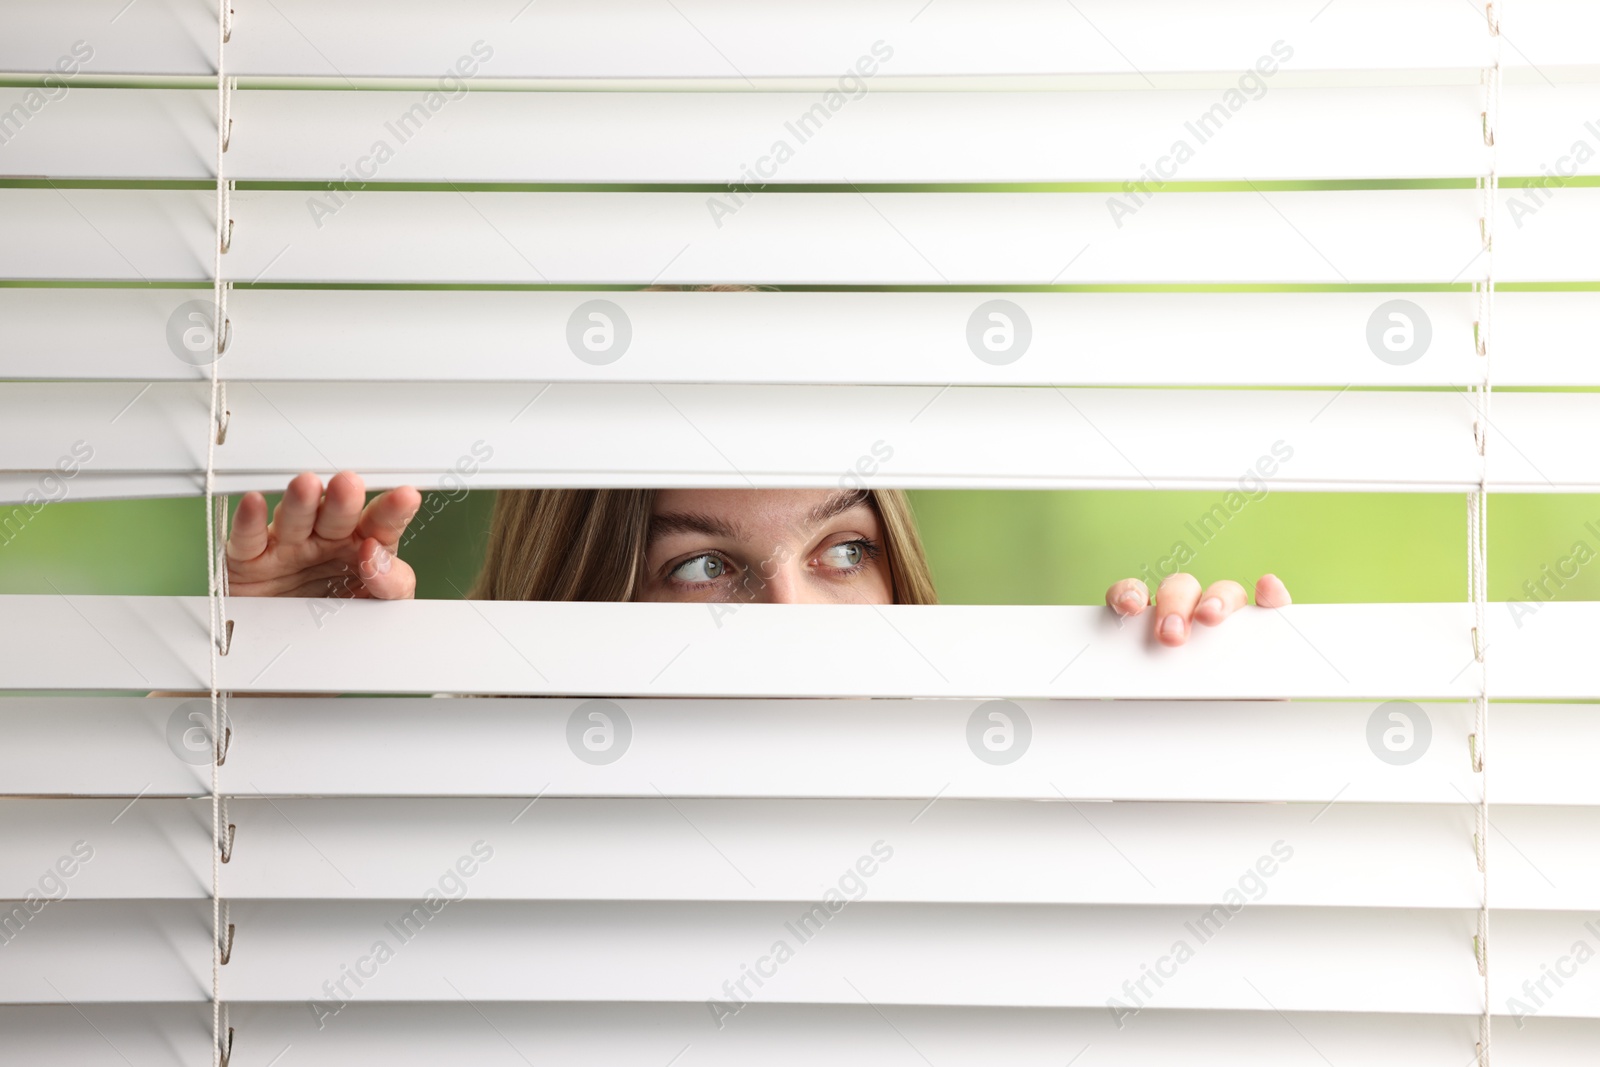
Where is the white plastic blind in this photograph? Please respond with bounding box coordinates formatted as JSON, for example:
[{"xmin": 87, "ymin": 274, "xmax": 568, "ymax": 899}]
[{"xmin": 3, "ymin": 2, "xmax": 1599, "ymax": 1065}]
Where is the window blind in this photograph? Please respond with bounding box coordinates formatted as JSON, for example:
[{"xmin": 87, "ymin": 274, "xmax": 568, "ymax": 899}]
[{"xmin": 3, "ymin": 2, "xmax": 1597, "ymax": 1065}]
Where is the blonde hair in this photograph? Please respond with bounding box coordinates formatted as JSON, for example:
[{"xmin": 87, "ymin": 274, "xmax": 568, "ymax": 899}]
[
  {"xmin": 469, "ymin": 284, "xmax": 938, "ymax": 605},
  {"xmin": 469, "ymin": 488, "xmax": 938, "ymax": 605}
]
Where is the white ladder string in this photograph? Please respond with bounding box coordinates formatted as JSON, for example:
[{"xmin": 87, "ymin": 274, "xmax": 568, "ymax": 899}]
[
  {"xmin": 208, "ymin": 3, "xmax": 235, "ymax": 1065},
  {"xmin": 1472, "ymin": 3, "xmax": 1500, "ymax": 1064}
]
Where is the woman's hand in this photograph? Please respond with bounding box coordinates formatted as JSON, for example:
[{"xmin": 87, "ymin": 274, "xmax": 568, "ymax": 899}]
[
  {"xmin": 227, "ymin": 471, "xmax": 422, "ymax": 600},
  {"xmin": 1105, "ymin": 573, "xmax": 1291, "ymax": 647}
]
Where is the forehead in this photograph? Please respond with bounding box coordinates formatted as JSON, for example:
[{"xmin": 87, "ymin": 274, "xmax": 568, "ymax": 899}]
[{"xmin": 650, "ymin": 489, "xmax": 878, "ymax": 541}]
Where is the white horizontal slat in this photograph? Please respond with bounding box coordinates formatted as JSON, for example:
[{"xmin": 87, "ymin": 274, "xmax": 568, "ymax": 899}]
[
  {"xmin": 12, "ymin": 796, "xmax": 1582, "ymax": 911},
  {"xmin": 0, "ymin": 800, "xmax": 208, "ymax": 899},
  {"xmin": 219, "ymin": 798, "xmax": 1475, "ymax": 907},
  {"xmin": 0, "ymin": 597, "xmax": 1593, "ymax": 700},
  {"xmin": 0, "ymin": 797, "xmax": 1464, "ymax": 906},
  {"xmin": 0, "ymin": 88, "xmax": 214, "ymax": 181},
  {"xmin": 6, "ymin": 900, "xmax": 1600, "ymax": 1019},
  {"xmin": 0, "ymin": 697, "xmax": 1487, "ymax": 803},
  {"xmin": 11, "ymin": 84, "xmax": 1600, "ymax": 184},
  {"xmin": 0, "ymin": 899, "xmax": 1477, "ymax": 1011},
  {"xmin": 1, "ymin": 187, "xmax": 1587, "ymax": 284},
  {"xmin": 3, "ymin": 381, "xmax": 1595, "ymax": 493},
  {"xmin": 1502, "ymin": 84, "xmax": 1600, "ymax": 179},
  {"xmin": 0, "ymin": 188, "xmax": 1499, "ymax": 284},
  {"xmin": 0, "ymin": 0, "xmax": 1510, "ymax": 81},
  {"xmin": 8, "ymin": 85, "xmax": 1600, "ymax": 185},
  {"xmin": 224, "ymin": 799, "xmax": 1600, "ymax": 913},
  {"xmin": 0, "ymin": 381, "xmax": 1478, "ymax": 491},
  {"xmin": 0, "ymin": 86, "xmax": 1496, "ymax": 183},
  {"xmin": 156, "ymin": 902, "xmax": 1491, "ymax": 1011},
  {"xmin": 0, "ymin": 288, "xmax": 1507, "ymax": 386},
  {"xmin": 27, "ymin": 1004, "xmax": 1600, "ymax": 1067},
  {"xmin": 1494, "ymin": 912, "xmax": 1600, "ymax": 1020},
  {"xmin": 4, "ymin": 289, "xmax": 1596, "ymax": 388},
  {"xmin": 7, "ymin": 698, "xmax": 1594, "ymax": 807},
  {"xmin": 6, "ymin": 1004, "xmax": 1599, "ymax": 1067},
  {"xmin": 0, "ymin": 900, "xmax": 206, "ymax": 1002}
]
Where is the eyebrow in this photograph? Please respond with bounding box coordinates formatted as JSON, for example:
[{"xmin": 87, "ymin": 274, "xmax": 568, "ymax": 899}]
[
  {"xmin": 646, "ymin": 490, "xmax": 874, "ymax": 545},
  {"xmin": 648, "ymin": 510, "xmax": 744, "ymax": 542},
  {"xmin": 801, "ymin": 489, "xmax": 873, "ymax": 532}
]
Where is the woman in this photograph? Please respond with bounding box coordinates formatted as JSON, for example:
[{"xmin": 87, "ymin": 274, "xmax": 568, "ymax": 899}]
[{"xmin": 224, "ymin": 473, "xmax": 1290, "ymax": 646}]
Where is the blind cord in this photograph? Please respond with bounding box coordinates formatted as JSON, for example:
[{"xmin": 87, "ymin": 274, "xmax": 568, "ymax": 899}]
[
  {"xmin": 1473, "ymin": 4, "xmax": 1500, "ymax": 1064},
  {"xmin": 209, "ymin": 3, "xmax": 235, "ymax": 1065}
]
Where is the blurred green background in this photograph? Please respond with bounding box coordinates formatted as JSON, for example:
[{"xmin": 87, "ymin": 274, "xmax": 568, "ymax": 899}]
[{"xmin": 3, "ymin": 488, "xmax": 1596, "ymax": 606}]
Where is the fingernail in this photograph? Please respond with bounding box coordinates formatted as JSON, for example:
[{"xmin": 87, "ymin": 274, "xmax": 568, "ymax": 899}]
[
  {"xmin": 372, "ymin": 547, "xmax": 391, "ymax": 575},
  {"xmin": 1160, "ymin": 614, "xmax": 1185, "ymax": 640},
  {"xmin": 1199, "ymin": 597, "xmax": 1223, "ymax": 619},
  {"xmin": 1118, "ymin": 592, "xmax": 1143, "ymax": 614}
]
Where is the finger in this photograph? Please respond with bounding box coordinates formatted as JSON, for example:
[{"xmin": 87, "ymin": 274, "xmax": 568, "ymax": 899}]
[
  {"xmin": 1194, "ymin": 580, "xmax": 1248, "ymax": 626},
  {"xmin": 1255, "ymin": 573, "xmax": 1293, "ymax": 608},
  {"xmin": 312, "ymin": 470, "xmax": 367, "ymax": 541},
  {"xmin": 354, "ymin": 537, "xmax": 417, "ymax": 600},
  {"xmin": 354, "ymin": 485, "xmax": 423, "ymax": 548},
  {"xmin": 1154, "ymin": 572, "xmax": 1202, "ymax": 646},
  {"xmin": 283, "ymin": 575, "xmax": 372, "ymax": 599},
  {"xmin": 271, "ymin": 472, "xmax": 324, "ymax": 544},
  {"xmin": 1105, "ymin": 578, "xmax": 1150, "ymax": 617},
  {"xmin": 226, "ymin": 492, "xmax": 270, "ymax": 562},
  {"xmin": 228, "ymin": 558, "xmax": 362, "ymax": 598}
]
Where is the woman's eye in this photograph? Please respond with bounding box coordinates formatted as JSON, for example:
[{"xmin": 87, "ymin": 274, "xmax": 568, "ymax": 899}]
[
  {"xmin": 670, "ymin": 554, "xmax": 726, "ymax": 583},
  {"xmin": 818, "ymin": 542, "xmax": 865, "ymax": 569}
]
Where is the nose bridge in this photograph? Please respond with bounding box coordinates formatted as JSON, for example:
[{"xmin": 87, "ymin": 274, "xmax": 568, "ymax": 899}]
[
  {"xmin": 743, "ymin": 536, "xmax": 809, "ymax": 604},
  {"xmin": 752, "ymin": 553, "xmax": 802, "ymax": 603}
]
